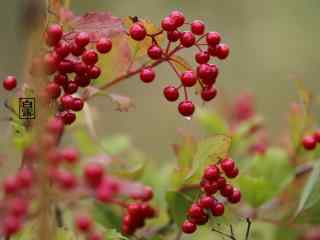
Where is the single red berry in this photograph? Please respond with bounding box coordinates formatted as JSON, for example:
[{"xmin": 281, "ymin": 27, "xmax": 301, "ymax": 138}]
[
  {"xmin": 82, "ymin": 50, "xmax": 98, "ymax": 66},
  {"xmin": 314, "ymin": 130, "xmax": 320, "ymax": 143},
  {"xmin": 54, "ymin": 74, "xmax": 68, "ymax": 86},
  {"xmin": 127, "ymin": 203, "xmax": 142, "ymax": 217},
  {"xmin": 89, "ymin": 232, "xmax": 103, "ymax": 240},
  {"xmin": 180, "ymin": 31, "xmax": 196, "ymax": 48},
  {"xmin": 201, "ymin": 87, "xmax": 217, "ymax": 101},
  {"xmin": 122, "ymin": 223, "xmax": 134, "ymax": 235},
  {"xmin": 178, "ymin": 100, "xmax": 195, "ymax": 117},
  {"xmin": 71, "ymin": 97, "xmax": 84, "ymax": 112},
  {"xmin": 167, "ymin": 30, "xmax": 181, "ymax": 42},
  {"xmin": 75, "ymin": 215, "xmax": 92, "ymax": 232},
  {"xmin": 96, "ymin": 183, "xmax": 113, "ymax": 202},
  {"xmin": 182, "ymin": 220, "xmax": 197, "ymax": 234},
  {"xmin": 181, "ymin": 70, "xmax": 197, "ymax": 87},
  {"xmin": 170, "ymin": 10, "xmax": 185, "ymax": 27},
  {"xmin": 57, "ymin": 170, "xmax": 77, "ymax": 189},
  {"xmin": 141, "ymin": 203, "xmax": 155, "ymax": 218},
  {"xmin": 225, "ymin": 167, "xmax": 239, "ymax": 179},
  {"xmin": 220, "ymin": 184, "xmax": 234, "ymax": 197},
  {"xmin": 161, "ymin": 16, "xmax": 177, "ymax": 31},
  {"xmin": 63, "ymin": 81, "xmax": 78, "ymax": 94},
  {"xmin": 46, "ymin": 24, "xmax": 63, "ymax": 46},
  {"xmin": 61, "ymin": 111, "xmax": 76, "ymax": 125},
  {"xmin": 129, "ymin": 23, "xmax": 147, "ymax": 41},
  {"xmin": 206, "ymin": 32, "xmax": 221, "ymax": 46},
  {"xmin": 163, "ymin": 85, "xmax": 179, "ymax": 101},
  {"xmin": 46, "ymin": 82, "xmax": 61, "ymax": 98},
  {"xmin": 211, "ymin": 202, "xmax": 224, "ymax": 216},
  {"xmin": 61, "ymin": 148, "xmax": 79, "ymax": 164},
  {"xmin": 17, "ymin": 168, "xmax": 33, "ymax": 188},
  {"xmin": 75, "ymin": 32, "xmax": 90, "ymax": 47},
  {"xmin": 195, "ymin": 51, "xmax": 210, "ymax": 64},
  {"xmin": 9, "ymin": 198, "xmax": 28, "ymax": 217},
  {"xmin": 70, "ymin": 41, "xmax": 85, "ymax": 56},
  {"xmin": 74, "ymin": 62, "xmax": 89, "ymax": 76},
  {"xmin": 84, "ymin": 163, "xmax": 104, "ymax": 187},
  {"xmin": 197, "ymin": 64, "xmax": 218, "ymax": 84},
  {"xmin": 60, "ymin": 95, "xmax": 74, "ymax": 109},
  {"xmin": 202, "ymin": 181, "xmax": 218, "ymax": 195},
  {"xmin": 43, "ymin": 52, "xmax": 60, "ymax": 75},
  {"xmin": 58, "ymin": 60, "xmax": 74, "ymax": 74},
  {"xmin": 140, "ymin": 67, "xmax": 155, "ymax": 83},
  {"xmin": 216, "ymin": 176, "xmax": 226, "ymax": 189},
  {"xmin": 96, "ymin": 37, "xmax": 112, "ymax": 54},
  {"xmin": 204, "ymin": 165, "xmax": 220, "ymax": 181},
  {"xmin": 3, "ymin": 76, "xmax": 17, "ymax": 90},
  {"xmin": 188, "ymin": 204, "xmax": 204, "ymax": 219},
  {"xmin": 220, "ymin": 158, "xmax": 235, "ymax": 172},
  {"xmin": 191, "ymin": 20, "xmax": 205, "ymax": 35},
  {"xmin": 199, "ymin": 195, "xmax": 215, "ymax": 209},
  {"xmin": 3, "ymin": 216, "xmax": 21, "ymax": 237},
  {"xmin": 141, "ymin": 186, "xmax": 154, "ymax": 201},
  {"xmin": 147, "ymin": 44, "xmax": 163, "ymax": 59},
  {"xmin": 54, "ymin": 41, "xmax": 70, "ymax": 58},
  {"xmin": 302, "ymin": 135, "xmax": 317, "ymax": 150},
  {"xmin": 191, "ymin": 213, "xmax": 209, "ymax": 225},
  {"xmin": 3, "ymin": 176, "xmax": 19, "ymax": 195},
  {"xmin": 75, "ymin": 74, "xmax": 91, "ymax": 87},
  {"xmin": 215, "ymin": 43, "xmax": 230, "ymax": 60},
  {"xmin": 228, "ymin": 188, "xmax": 241, "ymax": 203}
]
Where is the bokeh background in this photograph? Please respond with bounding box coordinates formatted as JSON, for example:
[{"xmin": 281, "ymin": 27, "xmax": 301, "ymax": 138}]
[{"xmin": 0, "ymin": 0, "xmax": 319, "ymax": 164}]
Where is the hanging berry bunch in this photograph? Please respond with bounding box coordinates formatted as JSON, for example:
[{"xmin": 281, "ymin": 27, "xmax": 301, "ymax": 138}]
[
  {"xmin": 302, "ymin": 130, "xmax": 320, "ymax": 151},
  {"xmin": 128, "ymin": 10, "xmax": 230, "ymax": 117},
  {"xmin": 181, "ymin": 158, "xmax": 241, "ymax": 234}
]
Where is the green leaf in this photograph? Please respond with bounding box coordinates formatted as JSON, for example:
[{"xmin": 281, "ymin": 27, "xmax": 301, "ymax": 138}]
[
  {"xmin": 104, "ymin": 229, "xmax": 128, "ymax": 240},
  {"xmin": 100, "ymin": 134, "xmax": 131, "ymax": 155},
  {"xmin": 196, "ymin": 108, "xmax": 228, "ymax": 135},
  {"xmin": 92, "ymin": 202, "xmax": 122, "ymax": 229},
  {"xmin": 295, "ymin": 160, "xmax": 320, "ymax": 217},
  {"xmin": 185, "ymin": 135, "xmax": 231, "ymax": 184},
  {"xmin": 73, "ymin": 129, "xmax": 100, "ymax": 155}
]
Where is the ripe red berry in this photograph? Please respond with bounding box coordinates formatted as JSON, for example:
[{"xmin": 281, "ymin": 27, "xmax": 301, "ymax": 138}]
[
  {"xmin": 181, "ymin": 70, "xmax": 197, "ymax": 87},
  {"xmin": 178, "ymin": 100, "xmax": 195, "ymax": 117},
  {"xmin": 57, "ymin": 170, "xmax": 77, "ymax": 189},
  {"xmin": 211, "ymin": 202, "xmax": 224, "ymax": 216},
  {"xmin": 182, "ymin": 220, "xmax": 197, "ymax": 234},
  {"xmin": 195, "ymin": 51, "xmax": 210, "ymax": 64},
  {"xmin": 147, "ymin": 44, "xmax": 162, "ymax": 59},
  {"xmin": 58, "ymin": 60, "xmax": 74, "ymax": 74},
  {"xmin": 96, "ymin": 37, "xmax": 112, "ymax": 54},
  {"xmin": 3, "ymin": 176, "xmax": 20, "ymax": 195},
  {"xmin": 70, "ymin": 41, "xmax": 85, "ymax": 56},
  {"xmin": 17, "ymin": 168, "xmax": 33, "ymax": 188},
  {"xmin": 202, "ymin": 181, "xmax": 218, "ymax": 195},
  {"xmin": 74, "ymin": 62, "xmax": 89, "ymax": 75},
  {"xmin": 54, "ymin": 41, "xmax": 70, "ymax": 58},
  {"xmin": 141, "ymin": 203, "xmax": 155, "ymax": 218},
  {"xmin": 46, "ymin": 82, "xmax": 61, "ymax": 98},
  {"xmin": 215, "ymin": 43, "xmax": 230, "ymax": 60},
  {"xmin": 206, "ymin": 32, "xmax": 221, "ymax": 46},
  {"xmin": 3, "ymin": 216, "xmax": 21, "ymax": 237},
  {"xmin": 84, "ymin": 163, "xmax": 104, "ymax": 187},
  {"xmin": 201, "ymin": 87, "xmax": 217, "ymax": 101},
  {"xmin": 75, "ymin": 74, "xmax": 91, "ymax": 87},
  {"xmin": 75, "ymin": 32, "xmax": 90, "ymax": 47},
  {"xmin": 191, "ymin": 20, "xmax": 205, "ymax": 35},
  {"xmin": 220, "ymin": 184, "xmax": 234, "ymax": 197},
  {"xmin": 96, "ymin": 183, "xmax": 113, "ymax": 202},
  {"xmin": 129, "ymin": 23, "xmax": 147, "ymax": 41},
  {"xmin": 54, "ymin": 74, "xmax": 68, "ymax": 86},
  {"xmin": 43, "ymin": 52, "xmax": 60, "ymax": 75},
  {"xmin": 161, "ymin": 16, "xmax": 177, "ymax": 31},
  {"xmin": 204, "ymin": 165, "xmax": 219, "ymax": 181},
  {"xmin": 163, "ymin": 85, "xmax": 179, "ymax": 101},
  {"xmin": 141, "ymin": 186, "xmax": 154, "ymax": 201},
  {"xmin": 71, "ymin": 98, "xmax": 84, "ymax": 112},
  {"xmin": 3, "ymin": 76, "xmax": 17, "ymax": 90},
  {"xmin": 61, "ymin": 148, "xmax": 79, "ymax": 164},
  {"xmin": 199, "ymin": 195, "xmax": 215, "ymax": 209},
  {"xmin": 75, "ymin": 215, "xmax": 92, "ymax": 232},
  {"xmin": 197, "ymin": 64, "xmax": 218, "ymax": 84},
  {"xmin": 220, "ymin": 158, "xmax": 235, "ymax": 172},
  {"xmin": 188, "ymin": 204, "xmax": 205, "ymax": 219},
  {"xmin": 170, "ymin": 10, "xmax": 185, "ymax": 28},
  {"xmin": 89, "ymin": 232, "xmax": 103, "ymax": 240},
  {"xmin": 9, "ymin": 198, "xmax": 28, "ymax": 217},
  {"xmin": 46, "ymin": 24, "xmax": 63, "ymax": 46},
  {"xmin": 167, "ymin": 30, "xmax": 181, "ymax": 42},
  {"xmin": 140, "ymin": 67, "xmax": 155, "ymax": 83},
  {"xmin": 216, "ymin": 176, "xmax": 226, "ymax": 189},
  {"xmin": 63, "ymin": 81, "xmax": 78, "ymax": 94},
  {"xmin": 302, "ymin": 135, "xmax": 317, "ymax": 150},
  {"xmin": 180, "ymin": 31, "xmax": 196, "ymax": 48},
  {"xmin": 228, "ymin": 188, "xmax": 241, "ymax": 203},
  {"xmin": 127, "ymin": 203, "xmax": 142, "ymax": 217},
  {"xmin": 60, "ymin": 95, "xmax": 74, "ymax": 109},
  {"xmin": 225, "ymin": 167, "xmax": 239, "ymax": 179},
  {"xmin": 82, "ymin": 50, "xmax": 98, "ymax": 66},
  {"xmin": 61, "ymin": 111, "xmax": 76, "ymax": 125},
  {"xmin": 89, "ymin": 66, "xmax": 102, "ymax": 79},
  {"xmin": 314, "ymin": 130, "xmax": 320, "ymax": 143}
]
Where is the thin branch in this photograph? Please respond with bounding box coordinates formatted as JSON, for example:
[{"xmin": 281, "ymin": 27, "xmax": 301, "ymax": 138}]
[
  {"xmin": 212, "ymin": 227, "xmax": 236, "ymax": 240},
  {"xmin": 245, "ymin": 218, "xmax": 252, "ymax": 240}
]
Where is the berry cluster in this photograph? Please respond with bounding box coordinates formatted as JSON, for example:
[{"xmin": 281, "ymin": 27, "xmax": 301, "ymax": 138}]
[
  {"xmin": 181, "ymin": 158, "xmax": 241, "ymax": 234},
  {"xmin": 128, "ymin": 10, "xmax": 230, "ymax": 117},
  {"xmin": 302, "ymin": 130, "xmax": 320, "ymax": 151}
]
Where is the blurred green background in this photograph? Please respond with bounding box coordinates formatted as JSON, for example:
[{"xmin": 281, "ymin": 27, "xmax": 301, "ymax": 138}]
[{"xmin": 0, "ymin": 0, "xmax": 319, "ymax": 164}]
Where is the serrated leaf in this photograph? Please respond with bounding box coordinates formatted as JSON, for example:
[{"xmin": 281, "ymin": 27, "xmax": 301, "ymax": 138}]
[
  {"xmin": 295, "ymin": 160, "xmax": 320, "ymax": 217},
  {"xmin": 196, "ymin": 108, "xmax": 228, "ymax": 135}
]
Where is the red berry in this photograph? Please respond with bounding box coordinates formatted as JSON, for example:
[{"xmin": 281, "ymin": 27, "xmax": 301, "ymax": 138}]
[
  {"xmin": 57, "ymin": 170, "xmax": 77, "ymax": 189},
  {"xmin": 54, "ymin": 74, "xmax": 68, "ymax": 86},
  {"xmin": 141, "ymin": 186, "xmax": 154, "ymax": 201},
  {"xmin": 161, "ymin": 16, "xmax": 177, "ymax": 31},
  {"xmin": 70, "ymin": 41, "xmax": 85, "ymax": 56},
  {"xmin": 129, "ymin": 23, "xmax": 147, "ymax": 41},
  {"xmin": 167, "ymin": 30, "xmax": 181, "ymax": 42},
  {"xmin": 17, "ymin": 168, "xmax": 33, "ymax": 188},
  {"xmin": 216, "ymin": 176, "xmax": 226, "ymax": 189},
  {"xmin": 96, "ymin": 183, "xmax": 113, "ymax": 202},
  {"xmin": 71, "ymin": 97, "xmax": 84, "ymax": 112},
  {"xmin": 170, "ymin": 10, "xmax": 185, "ymax": 28},
  {"xmin": 228, "ymin": 188, "xmax": 241, "ymax": 203},
  {"xmin": 180, "ymin": 31, "xmax": 196, "ymax": 48},
  {"xmin": 178, "ymin": 100, "xmax": 195, "ymax": 117},
  {"xmin": 201, "ymin": 87, "xmax": 217, "ymax": 101},
  {"xmin": 191, "ymin": 20, "xmax": 205, "ymax": 35},
  {"xmin": 220, "ymin": 158, "xmax": 235, "ymax": 172},
  {"xmin": 75, "ymin": 32, "xmax": 90, "ymax": 47},
  {"xmin": 182, "ymin": 220, "xmax": 197, "ymax": 234},
  {"xmin": 215, "ymin": 43, "xmax": 230, "ymax": 60},
  {"xmin": 199, "ymin": 195, "xmax": 215, "ymax": 209},
  {"xmin": 195, "ymin": 51, "xmax": 210, "ymax": 64},
  {"xmin": 202, "ymin": 181, "xmax": 218, "ymax": 195},
  {"xmin": 141, "ymin": 203, "xmax": 155, "ymax": 218},
  {"xmin": 181, "ymin": 70, "xmax": 197, "ymax": 87},
  {"xmin": 63, "ymin": 81, "xmax": 78, "ymax": 94},
  {"xmin": 74, "ymin": 62, "xmax": 89, "ymax": 76},
  {"xmin": 163, "ymin": 85, "xmax": 179, "ymax": 101},
  {"xmin": 46, "ymin": 82, "xmax": 61, "ymax": 98},
  {"xmin": 211, "ymin": 202, "xmax": 224, "ymax": 216},
  {"xmin": 61, "ymin": 148, "xmax": 79, "ymax": 164},
  {"xmin": 220, "ymin": 184, "xmax": 234, "ymax": 197},
  {"xmin": 3, "ymin": 76, "xmax": 17, "ymax": 90},
  {"xmin": 96, "ymin": 37, "xmax": 112, "ymax": 54},
  {"xmin": 191, "ymin": 213, "xmax": 209, "ymax": 225},
  {"xmin": 127, "ymin": 203, "xmax": 142, "ymax": 217},
  {"xmin": 3, "ymin": 176, "xmax": 19, "ymax": 195},
  {"xmin": 43, "ymin": 52, "xmax": 60, "ymax": 75},
  {"xmin": 197, "ymin": 64, "xmax": 218, "ymax": 84},
  {"xmin": 9, "ymin": 198, "xmax": 28, "ymax": 217},
  {"xmin": 75, "ymin": 74, "xmax": 91, "ymax": 87},
  {"xmin": 82, "ymin": 50, "xmax": 98, "ymax": 66},
  {"xmin": 84, "ymin": 163, "xmax": 104, "ymax": 187},
  {"xmin": 206, "ymin": 32, "xmax": 221, "ymax": 46},
  {"xmin": 89, "ymin": 232, "xmax": 103, "ymax": 240},
  {"xmin": 147, "ymin": 44, "xmax": 163, "ymax": 59},
  {"xmin": 140, "ymin": 67, "xmax": 155, "ymax": 83},
  {"xmin": 204, "ymin": 165, "xmax": 219, "ymax": 181},
  {"xmin": 75, "ymin": 215, "xmax": 92, "ymax": 232},
  {"xmin": 302, "ymin": 135, "xmax": 317, "ymax": 150},
  {"xmin": 3, "ymin": 216, "xmax": 21, "ymax": 237},
  {"xmin": 54, "ymin": 41, "xmax": 70, "ymax": 58},
  {"xmin": 46, "ymin": 24, "xmax": 63, "ymax": 46},
  {"xmin": 47, "ymin": 148, "xmax": 63, "ymax": 165},
  {"xmin": 314, "ymin": 130, "xmax": 320, "ymax": 143},
  {"xmin": 188, "ymin": 204, "xmax": 204, "ymax": 219},
  {"xmin": 61, "ymin": 111, "xmax": 76, "ymax": 125},
  {"xmin": 58, "ymin": 60, "xmax": 74, "ymax": 74},
  {"xmin": 60, "ymin": 95, "xmax": 74, "ymax": 109},
  {"xmin": 226, "ymin": 167, "xmax": 239, "ymax": 179}
]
